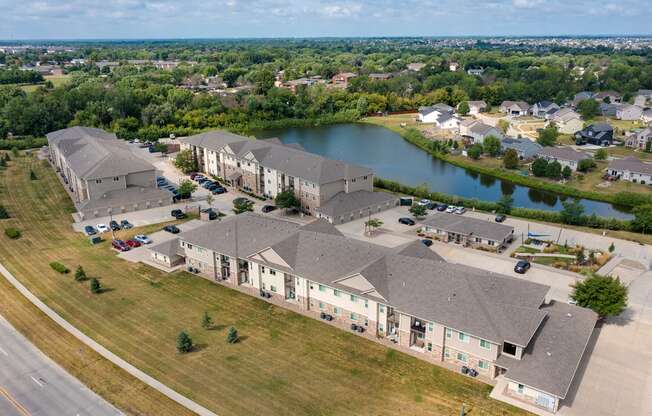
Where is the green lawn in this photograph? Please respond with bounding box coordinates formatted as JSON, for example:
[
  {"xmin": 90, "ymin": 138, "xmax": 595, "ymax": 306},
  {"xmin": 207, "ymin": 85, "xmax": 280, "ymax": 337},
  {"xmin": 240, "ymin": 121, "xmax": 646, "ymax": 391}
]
[
  {"xmin": 0, "ymin": 155, "xmax": 528, "ymax": 416},
  {"xmin": 18, "ymin": 74, "xmax": 72, "ymax": 93}
]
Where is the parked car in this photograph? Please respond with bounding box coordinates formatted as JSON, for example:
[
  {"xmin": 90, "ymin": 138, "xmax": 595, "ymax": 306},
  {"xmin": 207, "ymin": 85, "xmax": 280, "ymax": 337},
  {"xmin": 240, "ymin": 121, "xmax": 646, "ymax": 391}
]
[
  {"xmin": 425, "ymin": 202, "xmax": 437, "ymax": 210},
  {"xmin": 126, "ymin": 239, "xmax": 142, "ymax": 248},
  {"xmin": 261, "ymin": 205, "xmax": 277, "ymax": 213},
  {"xmin": 233, "ymin": 197, "xmax": 252, "ymax": 205},
  {"xmin": 418, "ymin": 198, "xmax": 431, "ymax": 206},
  {"xmin": 120, "ymin": 219, "xmax": 133, "ymax": 229},
  {"xmin": 171, "ymin": 209, "xmax": 186, "ymax": 219},
  {"xmin": 202, "ymin": 181, "xmax": 215, "ymax": 189},
  {"xmin": 398, "ymin": 217, "xmax": 416, "ymax": 226},
  {"xmin": 201, "ymin": 208, "xmax": 218, "ymax": 220},
  {"xmin": 197, "ymin": 177, "xmax": 209, "ymax": 184},
  {"xmin": 134, "ymin": 234, "xmax": 152, "ymax": 244},
  {"xmin": 454, "ymin": 207, "xmax": 466, "ymax": 215},
  {"xmin": 189, "ymin": 173, "xmax": 200, "ymax": 180},
  {"xmin": 211, "ymin": 186, "xmax": 227, "ymax": 195},
  {"xmin": 495, "ymin": 214, "xmax": 507, "ymax": 223},
  {"xmin": 164, "ymin": 225, "xmax": 180, "ymax": 234},
  {"xmin": 83, "ymin": 225, "xmax": 97, "ymax": 236},
  {"xmin": 111, "ymin": 239, "xmax": 130, "ymax": 252},
  {"xmin": 514, "ymin": 260, "xmax": 531, "ymax": 274},
  {"xmin": 435, "ymin": 203, "xmax": 447, "ymax": 212},
  {"xmin": 421, "ymin": 239, "xmax": 433, "ymax": 247},
  {"xmin": 399, "ymin": 197, "xmax": 413, "ymax": 206},
  {"xmin": 445, "ymin": 205, "xmax": 456, "ymax": 213},
  {"xmin": 96, "ymin": 224, "xmax": 110, "ymax": 233},
  {"xmin": 193, "ymin": 175, "xmax": 205, "ymax": 182},
  {"xmin": 109, "ymin": 220, "xmax": 121, "ymax": 231}
]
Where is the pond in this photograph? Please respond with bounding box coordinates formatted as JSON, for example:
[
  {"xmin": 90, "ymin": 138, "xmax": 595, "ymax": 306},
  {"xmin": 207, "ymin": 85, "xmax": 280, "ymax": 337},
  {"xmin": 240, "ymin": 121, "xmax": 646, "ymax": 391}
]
[{"xmin": 253, "ymin": 123, "xmax": 632, "ymax": 219}]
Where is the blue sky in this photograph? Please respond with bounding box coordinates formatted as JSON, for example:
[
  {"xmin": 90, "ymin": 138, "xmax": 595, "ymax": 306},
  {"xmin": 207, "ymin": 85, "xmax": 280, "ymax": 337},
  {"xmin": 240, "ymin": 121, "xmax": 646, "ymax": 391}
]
[{"xmin": 0, "ymin": 0, "xmax": 651, "ymax": 40}]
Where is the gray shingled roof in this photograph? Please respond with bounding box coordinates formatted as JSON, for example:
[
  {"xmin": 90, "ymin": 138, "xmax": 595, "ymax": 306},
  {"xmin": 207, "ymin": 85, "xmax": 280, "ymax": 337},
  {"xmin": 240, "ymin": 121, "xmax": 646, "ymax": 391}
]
[
  {"xmin": 608, "ymin": 157, "xmax": 652, "ymax": 175},
  {"xmin": 423, "ymin": 213, "xmax": 515, "ymax": 242},
  {"xmin": 498, "ymin": 301, "xmax": 597, "ymax": 399},
  {"xmin": 150, "ymin": 238, "xmax": 181, "ymax": 258},
  {"xmin": 47, "ymin": 127, "xmax": 155, "ymax": 180},
  {"xmin": 77, "ymin": 187, "xmax": 172, "ymax": 211},
  {"xmin": 537, "ymin": 147, "xmax": 590, "ymax": 162},
  {"xmin": 501, "ymin": 138, "xmax": 542, "ymax": 158},
  {"xmin": 315, "ymin": 190, "xmax": 397, "ymax": 218},
  {"xmin": 178, "ymin": 130, "xmax": 246, "ymax": 152}
]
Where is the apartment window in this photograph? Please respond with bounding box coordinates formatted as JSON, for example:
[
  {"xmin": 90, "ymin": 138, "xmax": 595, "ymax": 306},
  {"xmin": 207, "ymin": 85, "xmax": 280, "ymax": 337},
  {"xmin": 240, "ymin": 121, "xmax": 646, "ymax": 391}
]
[
  {"xmin": 517, "ymin": 384, "xmax": 524, "ymax": 394},
  {"xmin": 261, "ymin": 266, "xmax": 266, "ymax": 273},
  {"xmin": 334, "ymin": 307, "xmax": 341, "ymax": 315},
  {"xmin": 350, "ymin": 312, "xmax": 357, "ymax": 320},
  {"xmin": 503, "ymin": 342, "xmax": 518, "ymax": 356},
  {"xmin": 379, "ymin": 323, "xmax": 384, "ymax": 332},
  {"xmin": 428, "ymin": 322, "xmax": 434, "ymax": 332},
  {"xmin": 478, "ymin": 360, "xmax": 489, "ymax": 370},
  {"xmin": 267, "ymin": 169, "xmax": 271, "ymax": 173},
  {"xmin": 270, "ymin": 285, "xmax": 277, "ymax": 293},
  {"xmin": 186, "ymin": 244, "xmax": 193, "ymax": 250},
  {"xmin": 445, "ymin": 328, "xmax": 452, "ymax": 339},
  {"xmin": 364, "ymin": 299, "xmax": 368, "ymax": 308},
  {"xmin": 444, "ymin": 348, "xmax": 450, "ymax": 358},
  {"xmin": 350, "ymin": 294, "xmax": 357, "ymax": 302},
  {"xmin": 427, "ymin": 343, "xmax": 432, "ymax": 352},
  {"xmin": 456, "ymin": 352, "xmax": 468, "ymax": 363},
  {"xmin": 319, "ymin": 302, "xmax": 325, "ymax": 309},
  {"xmin": 95, "ymin": 179, "xmax": 102, "ymax": 184},
  {"xmin": 113, "ymin": 176, "xmax": 120, "ymax": 181},
  {"xmin": 333, "ymin": 289, "xmax": 341, "ymax": 297},
  {"xmin": 363, "ymin": 176, "xmax": 368, "ymax": 180},
  {"xmin": 379, "ymin": 305, "xmax": 385, "ymax": 313},
  {"xmin": 269, "ymin": 269, "xmax": 276, "ymax": 276},
  {"xmin": 458, "ymin": 332, "xmax": 470, "ymax": 343},
  {"xmin": 475, "ymin": 237, "xmax": 482, "ymax": 243},
  {"xmin": 318, "ymin": 284, "xmax": 326, "ymax": 292},
  {"xmin": 480, "ymin": 339, "xmax": 491, "ymax": 350},
  {"xmin": 488, "ymin": 241, "xmax": 495, "ymax": 246}
]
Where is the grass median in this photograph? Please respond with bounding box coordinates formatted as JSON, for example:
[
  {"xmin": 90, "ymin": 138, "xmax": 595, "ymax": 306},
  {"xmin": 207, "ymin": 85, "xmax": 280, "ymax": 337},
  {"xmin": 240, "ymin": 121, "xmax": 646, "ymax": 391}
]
[{"xmin": 0, "ymin": 154, "xmax": 528, "ymax": 416}]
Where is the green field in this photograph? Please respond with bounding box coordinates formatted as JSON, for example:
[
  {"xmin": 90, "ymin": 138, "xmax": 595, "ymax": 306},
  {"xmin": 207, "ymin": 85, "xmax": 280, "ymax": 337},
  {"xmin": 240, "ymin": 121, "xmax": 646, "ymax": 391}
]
[
  {"xmin": 0, "ymin": 154, "xmax": 528, "ymax": 416},
  {"xmin": 18, "ymin": 74, "xmax": 72, "ymax": 92}
]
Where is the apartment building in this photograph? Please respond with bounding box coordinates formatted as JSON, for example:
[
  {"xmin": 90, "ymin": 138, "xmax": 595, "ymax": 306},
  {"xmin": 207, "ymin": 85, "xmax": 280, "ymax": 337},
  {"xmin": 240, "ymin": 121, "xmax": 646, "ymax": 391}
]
[
  {"xmin": 168, "ymin": 213, "xmax": 597, "ymax": 414},
  {"xmin": 47, "ymin": 126, "xmax": 171, "ymax": 219},
  {"xmin": 180, "ymin": 131, "xmax": 396, "ymax": 222}
]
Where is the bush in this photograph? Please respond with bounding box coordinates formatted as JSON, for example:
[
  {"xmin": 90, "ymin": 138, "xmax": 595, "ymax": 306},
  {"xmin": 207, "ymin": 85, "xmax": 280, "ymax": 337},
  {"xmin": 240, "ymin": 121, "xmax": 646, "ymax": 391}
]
[
  {"xmin": 4, "ymin": 227, "xmax": 21, "ymax": 239},
  {"xmin": 90, "ymin": 277, "xmax": 102, "ymax": 294},
  {"xmin": 74, "ymin": 265, "xmax": 87, "ymax": 281},
  {"xmin": 49, "ymin": 262, "xmax": 69, "ymax": 274},
  {"xmin": 227, "ymin": 327, "xmax": 239, "ymax": 344},
  {"xmin": 177, "ymin": 331, "xmax": 194, "ymax": 353},
  {"xmin": 613, "ymin": 192, "xmax": 652, "ymax": 207},
  {"xmin": 201, "ymin": 311, "xmax": 213, "ymax": 329},
  {"xmin": 467, "ymin": 144, "xmax": 482, "ymax": 160},
  {"xmin": 595, "ymin": 148, "xmax": 608, "ymax": 160},
  {"xmin": 532, "ymin": 158, "xmax": 548, "ymax": 177},
  {"xmin": 562, "ymin": 165, "xmax": 572, "ymax": 179},
  {"xmin": 577, "ymin": 159, "xmax": 597, "ymax": 173},
  {"xmin": 571, "ymin": 274, "xmax": 628, "ymax": 318},
  {"xmin": 545, "ymin": 160, "xmax": 562, "ymax": 179},
  {"xmin": 483, "ymin": 135, "xmax": 502, "ymax": 157},
  {"xmin": 503, "ymin": 149, "xmax": 519, "ymax": 169},
  {"xmin": 29, "ymin": 169, "xmax": 37, "ymax": 180},
  {"xmin": 0, "ymin": 206, "xmax": 9, "ymax": 219}
]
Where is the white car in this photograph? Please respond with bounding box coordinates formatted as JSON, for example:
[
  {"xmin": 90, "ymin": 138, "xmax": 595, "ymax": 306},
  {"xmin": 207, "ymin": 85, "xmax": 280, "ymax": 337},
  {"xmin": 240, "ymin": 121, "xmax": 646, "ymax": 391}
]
[
  {"xmin": 134, "ymin": 234, "xmax": 152, "ymax": 244},
  {"xmin": 96, "ymin": 224, "xmax": 110, "ymax": 233},
  {"xmin": 418, "ymin": 199, "xmax": 431, "ymax": 206},
  {"xmin": 445, "ymin": 205, "xmax": 456, "ymax": 213},
  {"xmin": 454, "ymin": 207, "xmax": 466, "ymax": 215}
]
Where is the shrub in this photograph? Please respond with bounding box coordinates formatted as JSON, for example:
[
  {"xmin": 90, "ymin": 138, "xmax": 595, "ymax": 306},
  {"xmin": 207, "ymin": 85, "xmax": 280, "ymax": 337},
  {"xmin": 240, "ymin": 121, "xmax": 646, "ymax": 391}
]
[
  {"xmin": 177, "ymin": 331, "xmax": 194, "ymax": 353},
  {"xmin": 503, "ymin": 149, "xmax": 519, "ymax": 169},
  {"xmin": 90, "ymin": 278, "xmax": 102, "ymax": 294},
  {"xmin": 201, "ymin": 311, "xmax": 213, "ymax": 329},
  {"xmin": 562, "ymin": 165, "xmax": 572, "ymax": 179},
  {"xmin": 483, "ymin": 135, "xmax": 502, "ymax": 157},
  {"xmin": 532, "ymin": 158, "xmax": 548, "ymax": 177},
  {"xmin": 0, "ymin": 206, "xmax": 9, "ymax": 219},
  {"xmin": 467, "ymin": 144, "xmax": 482, "ymax": 160},
  {"xmin": 74, "ymin": 265, "xmax": 87, "ymax": 281},
  {"xmin": 577, "ymin": 159, "xmax": 597, "ymax": 173},
  {"xmin": 227, "ymin": 327, "xmax": 239, "ymax": 344},
  {"xmin": 595, "ymin": 148, "xmax": 608, "ymax": 160},
  {"xmin": 409, "ymin": 204, "xmax": 427, "ymax": 218},
  {"xmin": 4, "ymin": 227, "xmax": 21, "ymax": 239},
  {"xmin": 571, "ymin": 274, "xmax": 628, "ymax": 318},
  {"xmin": 613, "ymin": 192, "xmax": 652, "ymax": 207},
  {"xmin": 49, "ymin": 262, "xmax": 69, "ymax": 274},
  {"xmin": 545, "ymin": 160, "xmax": 562, "ymax": 179}
]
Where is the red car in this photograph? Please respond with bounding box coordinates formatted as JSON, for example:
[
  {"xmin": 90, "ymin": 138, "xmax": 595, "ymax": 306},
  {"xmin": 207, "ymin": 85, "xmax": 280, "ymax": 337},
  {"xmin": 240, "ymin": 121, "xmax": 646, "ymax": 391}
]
[
  {"xmin": 126, "ymin": 239, "xmax": 141, "ymax": 248},
  {"xmin": 112, "ymin": 239, "xmax": 130, "ymax": 252}
]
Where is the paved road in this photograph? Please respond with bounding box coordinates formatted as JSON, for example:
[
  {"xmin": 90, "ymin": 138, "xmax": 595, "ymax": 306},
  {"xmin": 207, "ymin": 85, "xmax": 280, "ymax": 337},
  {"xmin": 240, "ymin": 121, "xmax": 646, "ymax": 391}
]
[{"xmin": 0, "ymin": 315, "xmax": 121, "ymax": 416}]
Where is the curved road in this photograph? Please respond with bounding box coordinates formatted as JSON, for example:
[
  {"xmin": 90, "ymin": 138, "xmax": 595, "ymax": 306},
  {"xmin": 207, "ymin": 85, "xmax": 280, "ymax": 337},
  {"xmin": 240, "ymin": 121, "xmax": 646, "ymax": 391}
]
[{"xmin": 0, "ymin": 315, "xmax": 121, "ymax": 416}]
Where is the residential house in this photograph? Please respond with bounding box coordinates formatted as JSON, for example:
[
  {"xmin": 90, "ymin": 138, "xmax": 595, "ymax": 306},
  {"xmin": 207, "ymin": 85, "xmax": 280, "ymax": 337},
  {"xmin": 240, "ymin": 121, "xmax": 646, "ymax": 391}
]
[
  {"xmin": 460, "ymin": 119, "xmax": 503, "ymax": 145},
  {"xmin": 636, "ymin": 89, "xmax": 652, "ymax": 99},
  {"xmin": 548, "ymin": 108, "xmax": 583, "ymax": 135},
  {"xmin": 179, "ymin": 131, "xmax": 395, "ymax": 222},
  {"xmin": 574, "ymin": 123, "xmax": 614, "ymax": 146},
  {"xmin": 467, "ymin": 68, "xmax": 484, "ymax": 76},
  {"xmin": 634, "ymin": 95, "xmax": 647, "ymax": 107},
  {"xmin": 417, "ymin": 103, "xmax": 455, "ymax": 123},
  {"xmin": 421, "ymin": 214, "xmax": 514, "ymax": 251},
  {"xmin": 641, "ymin": 108, "xmax": 652, "ymax": 123},
  {"xmin": 369, "ymin": 73, "xmax": 393, "ymax": 80},
  {"xmin": 607, "ymin": 157, "xmax": 652, "ymax": 185},
  {"xmin": 501, "ymin": 138, "xmax": 543, "ymax": 160},
  {"xmin": 570, "ymin": 91, "xmax": 593, "ymax": 108},
  {"xmin": 166, "ymin": 213, "xmax": 597, "ymax": 415},
  {"xmin": 536, "ymin": 147, "xmax": 591, "ymax": 171},
  {"xmin": 331, "ymin": 72, "xmax": 357, "ymax": 88},
  {"xmin": 599, "ymin": 102, "xmax": 619, "ymax": 117},
  {"xmin": 47, "ymin": 126, "xmax": 171, "ymax": 220},
  {"xmin": 593, "ymin": 91, "xmax": 622, "ymax": 103},
  {"xmin": 465, "ymin": 100, "xmax": 488, "ymax": 115},
  {"xmin": 500, "ymin": 101, "xmax": 530, "ymax": 117},
  {"xmin": 407, "ymin": 63, "xmax": 426, "ymax": 72},
  {"xmin": 530, "ymin": 101, "xmax": 560, "ymax": 118},
  {"xmin": 616, "ymin": 104, "xmax": 643, "ymax": 121},
  {"xmin": 625, "ymin": 127, "xmax": 652, "ymax": 150},
  {"xmin": 449, "ymin": 62, "xmax": 460, "ymax": 72}
]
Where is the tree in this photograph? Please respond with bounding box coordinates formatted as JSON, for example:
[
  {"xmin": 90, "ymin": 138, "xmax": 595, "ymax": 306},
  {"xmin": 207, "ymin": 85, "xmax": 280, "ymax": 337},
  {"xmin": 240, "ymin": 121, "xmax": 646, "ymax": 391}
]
[
  {"xmin": 227, "ymin": 327, "xmax": 239, "ymax": 344},
  {"xmin": 275, "ymin": 190, "xmax": 300, "ymax": 211},
  {"xmin": 571, "ymin": 274, "xmax": 628, "ymax": 318},
  {"xmin": 608, "ymin": 242, "xmax": 615, "ymax": 253},
  {"xmin": 206, "ymin": 193, "xmax": 214, "ymax": 208},
  {"xmin": 496, "ymin": 194, "xmax": 514, "ymax": 214},
  {"xmin": 458, "ymin": 101, "xmax": 470, "ymax": 116},
  {"xmin": 201, "ymin": 312, "xmax": 213, "ymax": 329},
  {"xmin": 576, "ymin": 249, "xmax": 586, "ymax": 265},
  {"xmin": 409, "ymin": 204, "xmax": 427, "ymax": 219},
  {"xmin": 11, "ymin": 147, "xmax": 19, "ymax": 158},
  {"xmin": 560, "ymin": 199, "xmax": 585, "ymax": 225},
  {"xmin": 174, "ymin": 149, "xmax": 198, "ymax": 174},
  {"xmin": 0, "ymin": 205, "xmax": 9, "ymax": 219},
  {"xmin": 89, "ymin": 278, "xmax": 102, "ymax": 294},
  {"xmin": 497, "ymin": 119, "xmax": 510, "ymax": 134},
  {"xmin": 537, "ymin": 125, "xmax": 558, "ymax": 147},
  {"xmin": 467, "ymin": 144, "xmax": 482, "ymax": 160},
  {"xmin": 577, "ymin": 99, "xmax": 600, "ymax": 119},
  {"xmin": 562, "ymin": 165, "xmax": 572, "ymax": 179},
  {"xmin": 233, "ymin": 198, "xmax": 254, "ymax": 215},
  {"xmin": 365, "ymin": 218, "xmax": 383, "ymax": 235},
  {"xmin": 29, "ymin": 169, "xmax": 37, "ymax": 180},
  {"xmin": 545, "ymin": 160, "xmax": 562, "ymax": 179},
  {"xmin": 356, "ymin": 96, "xmax": 368, "ymax": 115},
  {"xmin": 595, "ymin": 148, "xmax": 608, "ymax": 160},
  {"xmin": 74, "ymin": 265, "xmax": 86, "ymax": 281},
  {"xmin": 531, "ymin": 158, "xmax": 548, "ymax": 177},
  {"xmin": 503, "ymin": 148, "xmax": 519, "ymax": 169},
  {"xmin": 176, "ymin": 331, "xmax": 194, "ymax": 353},
  {"xmin": 177, "ymin": 180, "xmax": 197, "ymax": 198},
  {"xmin": 631, "ymin": 204, "xmax": 652, "ymax": 234},
  {"xmin": 483, "ymin": 135, "xmax": 502, "ymax": 157},
  {"xmin": 577, "ymin": 159, "xmax": 597, "ymax": 173}
]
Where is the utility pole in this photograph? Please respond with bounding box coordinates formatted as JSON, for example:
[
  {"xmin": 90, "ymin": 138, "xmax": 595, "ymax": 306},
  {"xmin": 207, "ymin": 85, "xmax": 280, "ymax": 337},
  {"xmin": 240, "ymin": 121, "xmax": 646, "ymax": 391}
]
[{"xmin": 109, "ymin": 211, "xmax": 116, "ymax": 240}]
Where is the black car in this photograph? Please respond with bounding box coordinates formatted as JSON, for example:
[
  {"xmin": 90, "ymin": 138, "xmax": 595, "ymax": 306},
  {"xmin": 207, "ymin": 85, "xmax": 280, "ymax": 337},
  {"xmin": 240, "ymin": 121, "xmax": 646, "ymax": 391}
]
[
  {"xmin": 435, "ymin": 203, "xmax": 447, "ymax": 212},
  {"xmin": 398, "ymin": 217, "xmax": 416, "ymax": 226},
  {"xmin": 261, "ymin": 205, "xmax": 277, "ymax": 213},
  {"xmin": 201, "ymin": 208, "xmax": 218, "ymax": 220},
  {"xmin": 425, "ymin": 202, "xmax": 437, "ymax": 210},
  {"xmin": 171, "ymin": 209, "xmax": 186, "ymax": 219},
  {"xmin": 514, "ymin": 260, "xmax": 531, "ymax": 274},
  {"xmin": 109, "ymin": 220, "xmax": 121, "ymax": 231},
  {"xmin": 202, "ymin": 181, "xmax": 215, "ymax": 189},
  {"xmin": 233, "ymin": 197, "xmax": 252, "ymax": 205},
  {"xmin": 421, "ymin": 239, "xmax": 433, "ymax": 247},
  {"xmin": 164, "ymin": 225, "xmax": 180, "ymax": 234},
  {"xmin": 120, "ymin": 219, "xmax": 133, "ymax": 229},
  {"xmin": 495, "ymin": 214, "xmax": 507, "ymax": 223},
  {"xmin": 83, "ymin": 225, "xmax": 97, "ymax": 236},
  {"xmin": 211, "ymin": 187, "xmax": 227, "ymax": 195}
]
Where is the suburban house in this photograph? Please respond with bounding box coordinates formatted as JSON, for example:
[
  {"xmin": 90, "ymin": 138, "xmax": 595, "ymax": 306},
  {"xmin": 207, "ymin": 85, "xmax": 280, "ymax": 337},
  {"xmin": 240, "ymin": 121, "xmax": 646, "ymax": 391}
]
[
  {"xmin": 625, "ymin": 127, "xmax": 652, "ymax": 150},
  {"xmin": 616, "ymin": 104, "xmax": 643, "ymax": 121},
  {"xmin": 636, "ymin": 89, "xmax": 652, "ymax": 99},
  {"xmin": 574, "ymin": 123, "xmax": 614, "ymax": 146},
  {"xmin": 465, "ymin": 100, "xmax": 488, "ymax": 115},
  {"xmin": 161, "ymin": 213, "xmax": 597, "ymax": 414},
  {"xmin": 459, "ymin": 119, "xmax": 503, "ymax": 144},
  {"xmin": 530, "ymin": 101, "xmax": 560, "ymax": 118},
  {"xmin": 407, "ymin": 63, "xmax": 426, "ymax": 72},
  {"xmin": 418, "ymin": 103, "xmax": 455, "ymax": 123},
  {"xmin": 500, "ymin": 101, "xmax": 530, "ymax": 117},
  {"xmin": 331, "ymin": 72, "xmax": 357, "ymax": 87},
  {"xmin": 599, "ymin": 102, "xmax": 619, "ymax": 117},
  {"xmin": 179, "ymin": 131, "xmax": 396, "ymax": 222},
  {"xmin": 570, "ymin": 91, "xmax": 593, "ymax": 108},
  {"xmin": 449, "ymin": 62, "xmax": 460, "ymax": 72},
  {"xmin": 547, "ymin": 108, "xmax": 583, "ymax": 135},
  {"xmin": 467, "ymin": 67, "xmax": 484, "ymax": 76},
  {"xmin": 47, "ymin": 126, "xmax": 172, "ymax": 220},
  {"xmin": 593, "ymin": 91, "xmax": 622, "ymax": 103},
  {"xmin": 501, "ymin": 137, "xmax": 543, "ymax": 160},
  {"xmin": 634, "ymin": 95, "xmax": 647, "ymax": 107},
  {"xmin": 536, "ymin": 147, "xmax": 591, "ymax": 171},
  {"xmin": 641, "ymin": 108, "xmax": 652, "ymax": 123},
  {"xmin": 607, "ymin": 157, "xmax": 652, "ymax": 185},
  {"xmin": 420, "ymin": 213, "xmax": 514, "ymax": 251}
]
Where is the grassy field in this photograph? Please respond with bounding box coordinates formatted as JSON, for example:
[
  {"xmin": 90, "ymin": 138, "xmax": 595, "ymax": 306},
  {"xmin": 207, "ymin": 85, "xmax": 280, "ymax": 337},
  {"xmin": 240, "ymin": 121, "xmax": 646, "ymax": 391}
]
[
  {"xmin": 0, "ymin": 155, "xmax": 528, "ymax": 415},
  {"xmin": 19, "ymin": 74, "xmax": 72, "ymax": 93}
]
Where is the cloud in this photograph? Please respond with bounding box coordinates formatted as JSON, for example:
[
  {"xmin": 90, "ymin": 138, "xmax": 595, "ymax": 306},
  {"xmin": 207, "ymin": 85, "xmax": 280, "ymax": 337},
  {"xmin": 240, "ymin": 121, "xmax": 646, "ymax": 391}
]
[{"xmin": 512, "ymin": 0, "xmax": 544, "ymax": 8}]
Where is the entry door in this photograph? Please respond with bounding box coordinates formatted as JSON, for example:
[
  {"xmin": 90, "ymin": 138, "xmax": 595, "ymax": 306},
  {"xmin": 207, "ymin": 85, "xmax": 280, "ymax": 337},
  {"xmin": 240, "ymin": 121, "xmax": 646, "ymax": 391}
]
[{"xmin": 536, "ymin": 393, "xmax": 555, "ymax": 411}]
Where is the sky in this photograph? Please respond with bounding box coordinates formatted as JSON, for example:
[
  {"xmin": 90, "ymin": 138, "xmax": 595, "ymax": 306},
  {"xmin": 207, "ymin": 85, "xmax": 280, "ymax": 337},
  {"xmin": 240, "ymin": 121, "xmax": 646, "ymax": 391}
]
[{"xmin": 0, "ymin": 0, "xmax": 651, "ymax": 40}]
